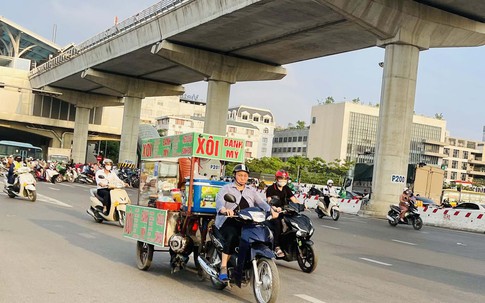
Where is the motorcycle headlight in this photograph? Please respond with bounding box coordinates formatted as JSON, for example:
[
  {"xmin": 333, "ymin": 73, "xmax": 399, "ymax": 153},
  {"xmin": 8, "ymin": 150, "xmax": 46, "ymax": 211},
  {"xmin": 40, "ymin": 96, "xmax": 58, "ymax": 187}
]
[
  {"xmin": 296, "ymin": 230, "xmax": 307, "ymax": 237},
  {"xmin": 309, "ymin": 227, "xmax": 314, "ymax": 237}
]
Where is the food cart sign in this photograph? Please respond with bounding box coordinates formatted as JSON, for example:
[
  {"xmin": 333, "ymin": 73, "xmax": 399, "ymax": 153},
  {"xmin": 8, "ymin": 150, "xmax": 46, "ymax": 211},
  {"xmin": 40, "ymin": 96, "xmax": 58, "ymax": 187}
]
[
  {"xmin": 141, "ymin": 132, "xmax": 245, "ymax": 162},
  {"xmin": 123, "ymin": 205, "xmax": 167, "ymax": 246}
]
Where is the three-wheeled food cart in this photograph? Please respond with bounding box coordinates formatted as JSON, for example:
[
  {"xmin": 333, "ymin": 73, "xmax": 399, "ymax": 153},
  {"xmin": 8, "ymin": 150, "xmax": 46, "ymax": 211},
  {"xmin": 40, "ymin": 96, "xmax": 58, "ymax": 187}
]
[{"xmin": 123, "ymin": 132, "xmax": 245, "ymax": 273}]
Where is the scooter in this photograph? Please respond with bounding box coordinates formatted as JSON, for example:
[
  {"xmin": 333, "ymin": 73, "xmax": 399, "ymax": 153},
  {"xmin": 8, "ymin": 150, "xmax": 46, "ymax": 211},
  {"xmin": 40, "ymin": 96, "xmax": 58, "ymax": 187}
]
[
  {"xmin": 3, "ymin": 166, "xmax": 37, "ymax": 202},
  {"xmin": 275, "ymin": 201, "xmax": 318, "ymax": 273},
  {"xmin": 315, "ymin": 195, "xmax": 340, "ymax": 220},
  {"xmin": 387, "ymin": 201, "xmax": 423, "ymax": 230},
  {"xmin": 77, "ymin": 172, "xmax": 95, "ymax": 185},
  {"xmin": 198, "ymin": 194, "xmax": 280, "ymax": 303},
  {"xmin": 45, "ymin": 168, "xmax": 59, "ymax": 183},
  {"xmin": 86, "ymin": 179, "xmax": 130, "ymax": 227}
]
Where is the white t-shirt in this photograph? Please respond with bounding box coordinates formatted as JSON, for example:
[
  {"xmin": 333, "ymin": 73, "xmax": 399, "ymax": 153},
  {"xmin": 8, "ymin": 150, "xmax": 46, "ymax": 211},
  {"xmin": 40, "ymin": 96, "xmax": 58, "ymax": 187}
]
[{"xmin": 95, "ymin": 169, "xmax": 122, "ymax": 189}]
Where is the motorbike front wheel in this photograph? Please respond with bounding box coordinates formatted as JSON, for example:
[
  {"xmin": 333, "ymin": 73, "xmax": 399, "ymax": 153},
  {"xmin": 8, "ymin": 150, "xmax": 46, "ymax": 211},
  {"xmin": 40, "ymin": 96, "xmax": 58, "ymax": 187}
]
[
  {"xmin": 331, "ymin": 208, "xmax": 340, "ymax": 221},
  {"xmin": 297, "ymin": 244, "xmax": 318, "ymax": 273},
  {"xmin": 26, "ymin": 190, "xmax": 36, "ymax": 202},
  {"xmin": 253, "ymin": 258, "xmax": 280, "ymax": 303},
  {"xmin": 136, "ymin": 241, "xmax": 154, "ymax": 270},
  {"xmin": 118, "ymin": 210, "xmax": 126, "ymax": 227},
  {"xmin": 55, "ymin": 175, "xmax": 63, "ymax": 183},
  {"xmin": 388, "ymin": 210, "xmax": 398, "ymax": 226},
  {"xmin": 413, "ymin": 217, "xmax": 423, "ymax": 230}
]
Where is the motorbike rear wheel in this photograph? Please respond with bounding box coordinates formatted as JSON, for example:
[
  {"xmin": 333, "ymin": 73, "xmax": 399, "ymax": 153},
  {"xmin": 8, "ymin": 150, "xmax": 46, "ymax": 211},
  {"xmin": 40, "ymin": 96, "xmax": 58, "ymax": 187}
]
[
  {"xmin": 136, "ymin": 241, "xmax": 154, "ymax": 270},
  {"xmin": 253, "ymin": 258, "xmax": 280, "ymax": 303},
  {"xmin": 412, "ymin": 217, "xmax": 423, "ymax": 230},
  {"xmin": 7, "ymin": 191, "xmax": 16, "ymax": 198},
  {"xmin": 26, "ymin": 190, "xmax": 36, "ymax": 202},
  {"xmin": 297, "ymin": 244, "xmax": 318, "ymax": 273},
  {"xmin": 331, "ymin": 209, "xmax": 340, "ymax": 221},
  {"xmin": 55, "ymin": 174, "xmax": 64, "ymax": 183}
]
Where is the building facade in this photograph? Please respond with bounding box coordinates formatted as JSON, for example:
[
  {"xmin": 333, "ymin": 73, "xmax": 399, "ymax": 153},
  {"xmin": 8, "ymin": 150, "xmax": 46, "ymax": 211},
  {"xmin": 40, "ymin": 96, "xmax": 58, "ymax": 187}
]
[
  {"xmin": 271, "ymin": 128, "xmax": 309, "ymax": 160},
  {"xmin": 227, "ymin": 105, "xmax": 275, "ymax": 158},
  {"xmin": 307, "ymin": 102, "xmax": 447, "ymax": 166},
  {"xmin": 443, "ymin": 137, "xmax": 485, "ymax": 183}
]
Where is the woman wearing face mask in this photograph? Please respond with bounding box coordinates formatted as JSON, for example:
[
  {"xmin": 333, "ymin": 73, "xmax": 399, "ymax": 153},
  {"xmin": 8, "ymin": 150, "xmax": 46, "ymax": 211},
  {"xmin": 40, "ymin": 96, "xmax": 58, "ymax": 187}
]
[
  {"xmin": 95, "ymin": 158, "xmax": 125, "ymax": 215},
  {"xmin": 265, "ymin": 169, "xmax": 302, "ymax": 257}
]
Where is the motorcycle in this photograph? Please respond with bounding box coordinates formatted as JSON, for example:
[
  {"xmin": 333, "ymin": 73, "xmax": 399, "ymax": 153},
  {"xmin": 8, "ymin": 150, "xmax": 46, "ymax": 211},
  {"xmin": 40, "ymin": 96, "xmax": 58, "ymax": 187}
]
[
  {"xmin": 3, "ymin": 166, "xmax": 37, "ymax": 202},
  {"xmin": 274, "ymin": 201, "xmax": 318, "ymax": 273},
  {"xmin": 387, "ymin": 201, "xmax": 423, "ymax": 230},
  {"xmin": 315, "ymin": 195, "xmax": 340, "ymax": 221},
  {"xmin": 45, "ymin": 167, "xmax": 60, "ymax": 183},
  {"xmin": 77, "ymin": 172, "xmax": 95, "ymax": 185},
  {"xmin": 56, "ymin": 166, "xmax": 77, "ymax": 183},
  {"xmin": 198, "ymin": 194, "xmax": 280, "ymax": 303},
  {"xmin": 86, "ymin": 178, "xmax": 130, "ymax": 227}
]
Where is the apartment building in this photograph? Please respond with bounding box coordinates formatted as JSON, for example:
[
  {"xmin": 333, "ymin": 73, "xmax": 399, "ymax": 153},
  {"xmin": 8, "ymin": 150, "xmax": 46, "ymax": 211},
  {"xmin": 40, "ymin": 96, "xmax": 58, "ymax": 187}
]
[
  {"xmin": 272, "ymin": 128, "xmax": 309, "ymax": 160},
  {"xmin": 443, "ymin": 137, "xmax": 485, "ymax": 183}
]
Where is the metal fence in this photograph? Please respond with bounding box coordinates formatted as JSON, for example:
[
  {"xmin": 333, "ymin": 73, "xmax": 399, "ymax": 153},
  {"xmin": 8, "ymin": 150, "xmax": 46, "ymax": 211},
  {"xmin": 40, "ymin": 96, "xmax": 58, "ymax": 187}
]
[{"xmin": 29, "ymin": 0, "xmax": 190, "ymax": 78}]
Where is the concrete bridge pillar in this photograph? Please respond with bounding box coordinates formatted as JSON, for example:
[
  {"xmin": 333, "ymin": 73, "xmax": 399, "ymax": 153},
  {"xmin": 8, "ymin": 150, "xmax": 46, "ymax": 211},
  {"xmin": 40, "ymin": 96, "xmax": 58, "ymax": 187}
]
[
  {"xmin": 81, "ymin": 69, "xmax": 184, "ymax": 164},
  {"xmin": 72, "ymin": 106, "xmax": 91, "ymax": 164},
  {"xmin": 370, "ymin": 43, "xmax": 420, "ymax": 216},
  {"xmin": 152, "ymin": 41, "xmax": 286, "ymax": 136},
  {"xmin": 118, "ymin": 96, "xmax": 142, "ymax": 164}
]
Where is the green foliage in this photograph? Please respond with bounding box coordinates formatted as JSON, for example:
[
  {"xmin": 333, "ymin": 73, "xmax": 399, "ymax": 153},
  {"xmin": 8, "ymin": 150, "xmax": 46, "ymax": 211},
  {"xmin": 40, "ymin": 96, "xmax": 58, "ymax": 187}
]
[
  {"xmin": 296, "ymin": 120, "xmax": 306, "ymax": 129},
  {"xmin": 434, "ymin": 113, "xmax": 444, "ymax": 120},
  {"xmin": 325, "ymin": 96, "xmax": 335, "ymax": 104},
  {"xmin": 352, "ymin": 98, "xmax": 361, "ymax": 104},
  {"xmin": 232, "ymin": 155, "xmax": 354, "ymax": 185}
]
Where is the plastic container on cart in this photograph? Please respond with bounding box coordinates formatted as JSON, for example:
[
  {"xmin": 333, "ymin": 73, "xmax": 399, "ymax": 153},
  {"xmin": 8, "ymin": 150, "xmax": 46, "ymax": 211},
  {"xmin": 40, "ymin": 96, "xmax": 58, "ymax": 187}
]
[
  {"xmin": 156, "ymin": 201, "xmax": 182, "ymax": 211},
  {"xmin": 184, "ymin": 179, "xmax": 229, "ymax": 213}
]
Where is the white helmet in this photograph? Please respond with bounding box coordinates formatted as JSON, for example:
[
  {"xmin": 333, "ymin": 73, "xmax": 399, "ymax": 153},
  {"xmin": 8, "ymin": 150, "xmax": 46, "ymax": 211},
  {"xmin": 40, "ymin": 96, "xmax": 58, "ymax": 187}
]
[{"xmin": 327, "ymin": 180, "xmax": 334, "ymax": 186}]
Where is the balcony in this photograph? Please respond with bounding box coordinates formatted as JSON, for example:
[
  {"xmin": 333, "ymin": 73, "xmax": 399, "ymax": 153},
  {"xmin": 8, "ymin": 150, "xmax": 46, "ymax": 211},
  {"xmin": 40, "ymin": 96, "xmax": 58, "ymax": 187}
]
[
  {"xmin": 469, "ymin": 158, "xmax": 485, "ymax": 166},
  {"xmin": 423, "ymin": 150, "xmax": 445, "ymax": 158},
  {"xmin": 467, "ymin": 170, "xmax": 485, "ymax": 177},
  {"xmin": 422, "ymin": 139, "xmax": 447, "ymax": 146}
]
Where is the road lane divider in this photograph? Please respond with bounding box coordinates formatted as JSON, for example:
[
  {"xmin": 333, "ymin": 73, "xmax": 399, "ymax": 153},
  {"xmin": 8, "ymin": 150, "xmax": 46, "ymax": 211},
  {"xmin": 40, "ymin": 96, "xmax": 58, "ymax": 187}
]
[
  {"xmin": 294, "ymin": 294, "xmax": 327, "ymax": 303},
  {"xmin": 320, "ymin": 225, "xmax": 340, "ymax": 230},
  {"xmin": 419, "ymin": 206, "xmax": 485, "ymax": 233},
  {"xmin": 359, "ymin": 257, "xmax": 392, "ymax": 266},
  {"xmin": 391, "ymin": 239, "xmax": 417, "ymax": 246},
  {"xmin": 37, "ymin": 193, "xmax": 72, "ymax": 208}
]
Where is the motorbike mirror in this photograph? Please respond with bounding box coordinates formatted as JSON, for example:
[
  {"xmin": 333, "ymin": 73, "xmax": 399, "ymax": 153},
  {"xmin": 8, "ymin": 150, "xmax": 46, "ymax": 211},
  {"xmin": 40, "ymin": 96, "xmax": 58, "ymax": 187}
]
[
  {"xmin": 344, "ymin": 178, "xmax": 352, "ymax": 188},
  {"xmin": 224, "ymin": 193, "xmax": 236, "ymax": 203}
]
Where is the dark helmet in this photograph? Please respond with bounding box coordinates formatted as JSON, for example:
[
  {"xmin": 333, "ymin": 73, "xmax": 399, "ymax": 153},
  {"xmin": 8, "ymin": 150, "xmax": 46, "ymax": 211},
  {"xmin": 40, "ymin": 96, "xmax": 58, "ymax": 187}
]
[
  {"xmin": 14, "ymin": 156, "xmax": 21, "ymax": 162},
  {"xmin": 233, "ymin": 164, "xmax": 249, "ymax": 174}
]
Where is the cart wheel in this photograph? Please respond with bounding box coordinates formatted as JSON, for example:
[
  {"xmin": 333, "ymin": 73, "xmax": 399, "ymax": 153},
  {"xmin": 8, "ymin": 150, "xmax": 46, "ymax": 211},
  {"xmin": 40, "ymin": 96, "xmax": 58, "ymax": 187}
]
[{"xmin": 136, "ymin": 241, "xmax": 154, "ymax": 270}]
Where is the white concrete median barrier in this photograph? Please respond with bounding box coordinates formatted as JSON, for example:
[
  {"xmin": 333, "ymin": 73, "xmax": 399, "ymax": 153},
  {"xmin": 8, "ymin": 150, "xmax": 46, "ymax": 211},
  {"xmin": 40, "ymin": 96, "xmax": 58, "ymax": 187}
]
[{"xmin": 419, "ymin": 207, "xmax": 485, "ymax": 233}]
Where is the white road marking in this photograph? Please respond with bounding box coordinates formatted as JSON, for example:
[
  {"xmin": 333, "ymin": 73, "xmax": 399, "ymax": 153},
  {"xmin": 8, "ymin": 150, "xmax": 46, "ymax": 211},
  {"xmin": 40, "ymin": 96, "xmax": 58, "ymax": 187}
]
[
  {"xmin": 359, "ymin": 257, "xmax": 392, "ymax": 266},
  {"xmin": 294, "ymin": 294, "xmax": 326, "ymax": 303},
  {"xmin": 343, "ymin": 217, "xmax": 368, "ymax": 223},
  {"xmin": 78, "ymin": 233, "xmax": 96, "ymax": 239},
  {"xmin": 48, "ymin": 187, "xmax": 60, "ymax": 191},
  {"xmin": 456, "ymin": 242, "xmax": 467, "ymax": 246},
  {"xmin": 392, "ymin": 239, "xmax": 417, "ymax": 246},
  {"xmin": 37, "ymin": 193, "xmax": 72, "ymax": 208},
  {"xmin": 320, "ymin": 225, "xmax": 340, "ymax": 230}
]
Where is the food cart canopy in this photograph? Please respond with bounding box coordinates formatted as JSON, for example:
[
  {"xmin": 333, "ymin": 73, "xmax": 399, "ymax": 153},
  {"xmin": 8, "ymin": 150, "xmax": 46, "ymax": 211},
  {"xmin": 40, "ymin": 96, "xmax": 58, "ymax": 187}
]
[{"xmin": 141, "ymin": 132, "xmax": 245, "ymax": 163}]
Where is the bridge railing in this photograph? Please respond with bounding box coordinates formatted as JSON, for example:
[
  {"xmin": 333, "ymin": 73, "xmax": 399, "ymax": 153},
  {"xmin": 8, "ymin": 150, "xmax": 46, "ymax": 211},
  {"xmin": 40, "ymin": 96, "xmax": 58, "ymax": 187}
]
[{"xmin": 29, "ymin": 0, "xmax": 190, "ymax": 78}]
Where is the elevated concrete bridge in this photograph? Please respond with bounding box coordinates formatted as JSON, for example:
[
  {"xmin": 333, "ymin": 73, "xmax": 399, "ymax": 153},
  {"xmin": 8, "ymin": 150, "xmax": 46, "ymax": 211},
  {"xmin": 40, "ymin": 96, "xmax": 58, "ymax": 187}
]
[{"xmin": 28, "ymin": 0, "xmax": 485, "ymax": 216}]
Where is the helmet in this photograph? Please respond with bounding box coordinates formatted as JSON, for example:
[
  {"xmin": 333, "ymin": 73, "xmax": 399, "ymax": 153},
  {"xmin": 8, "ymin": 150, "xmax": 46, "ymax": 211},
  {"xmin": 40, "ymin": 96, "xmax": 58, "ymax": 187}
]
[
  {"xmin": 405, "ymin": 189, "xmax": 413, "ymax": 196},
  {"xmin": 327, "ymin": 179, "xmax": 334, "ymax": 185},
  {"xmin": 275, "ymin": 169, "xmax": 289, "ymax": 179},
  {"xmin": 102, "ymin": 159, "xmax": 113, "ymax": 166},
  {"xmin": 14, "ymin": 156, "xmax": 22, "ymax": 162},
  {"xmin": 233, "ymin": 164, "xmax": 249, "ymax": 174}
]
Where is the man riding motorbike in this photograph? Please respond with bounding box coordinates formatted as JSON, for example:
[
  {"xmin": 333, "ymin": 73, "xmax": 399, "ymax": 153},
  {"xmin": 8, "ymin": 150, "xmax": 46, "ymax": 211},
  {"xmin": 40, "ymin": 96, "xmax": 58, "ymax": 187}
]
[
  {"xmin": 95, "ymin": 159, "xmax": 125, "ymax": 215},
  {"xmin": 215, "ymin": 164, "xmax": 278, "ymax": 282},
  {"xmin": 265, "ymin": 169, "xmax": 304, "ymax": 257},
  {"xmin": 322, "ymin": 179, "xmax": 337, "ymax": 209},
  {"xmin": 399, "ymin": 189, "xmax": 414, "ymax": 222}
]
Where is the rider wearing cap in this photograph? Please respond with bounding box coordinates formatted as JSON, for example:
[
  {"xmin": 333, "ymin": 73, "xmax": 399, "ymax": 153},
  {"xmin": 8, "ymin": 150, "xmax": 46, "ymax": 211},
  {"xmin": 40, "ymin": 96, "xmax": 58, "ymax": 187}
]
[
  {"xmin": 215, "ymin": 163, "xmax": 277, "ymax": 282},
  {"xmin": 265, "ymin": 169, "xmax": 302, "ymax": 257},
  {"xmin": 95, "ymin": 159, "xmax": 124, "ymax": 215}
]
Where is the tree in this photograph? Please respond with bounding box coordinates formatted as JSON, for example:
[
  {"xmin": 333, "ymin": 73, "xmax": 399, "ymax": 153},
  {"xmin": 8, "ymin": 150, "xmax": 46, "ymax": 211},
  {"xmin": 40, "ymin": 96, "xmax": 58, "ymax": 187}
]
[
  {"xmin": 296, "ymin": 120, "xmax": 306, "ymax": 129},
  {"xmin": 325, "ymin": 96, "xmax": 335, "ymax": 104},
  {"xmin": 352, "ymin": 98, "xmax": 361, "ymax": 104},
  {"xmin": 435, "ymin": 113, "xmax": 444, "ymax": 120}
]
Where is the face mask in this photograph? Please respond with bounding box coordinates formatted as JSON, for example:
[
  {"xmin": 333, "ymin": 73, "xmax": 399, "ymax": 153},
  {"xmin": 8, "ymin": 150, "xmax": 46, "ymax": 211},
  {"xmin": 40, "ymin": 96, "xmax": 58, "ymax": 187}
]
[
  {"xmin": 277, "ymin": 180, "xmax": 287, "ymax": 187},
  {"xmin": 105, "ymin": 165, "xmax": 112, "ymax": 171}
]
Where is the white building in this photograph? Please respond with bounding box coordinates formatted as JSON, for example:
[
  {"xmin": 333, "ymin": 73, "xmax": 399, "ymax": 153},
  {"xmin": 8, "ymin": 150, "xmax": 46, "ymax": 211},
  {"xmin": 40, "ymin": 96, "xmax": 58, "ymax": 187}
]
[
  {"xmin": 443, "ymin": 137, "xmax": 485, "ymax": 184},
  {"xmin": 308, "ymin": 102, "xmax": 447, "ymax": 166}
]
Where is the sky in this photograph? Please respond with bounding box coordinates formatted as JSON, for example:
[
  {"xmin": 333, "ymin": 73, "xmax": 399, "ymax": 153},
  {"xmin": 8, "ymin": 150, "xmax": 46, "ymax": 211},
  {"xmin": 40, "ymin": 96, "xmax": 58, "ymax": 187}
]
[{"xmin": 2, "ymin": 1, "xmax": 484, "ymax": 141}]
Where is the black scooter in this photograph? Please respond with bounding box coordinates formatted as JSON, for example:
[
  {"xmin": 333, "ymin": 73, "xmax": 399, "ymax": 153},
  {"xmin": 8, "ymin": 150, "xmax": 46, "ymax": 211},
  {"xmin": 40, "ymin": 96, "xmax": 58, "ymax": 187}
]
[
  {"xmin": 273, "ymin": 200, "xmax": 318, "ymax": 273},
  {"xmin": 387, "ymin": 201, "xmax": 423, "ymax": 230}
]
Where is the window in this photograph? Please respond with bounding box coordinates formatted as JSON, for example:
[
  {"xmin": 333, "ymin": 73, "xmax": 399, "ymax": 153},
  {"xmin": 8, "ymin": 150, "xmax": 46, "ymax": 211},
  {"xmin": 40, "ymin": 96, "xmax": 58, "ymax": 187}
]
[
  {"xmin": 283, "ymin": 137, "xmax": 288, "ymax": 143},
  {"xmin": 451, "ymin": 172, "xmax": 457, "ymax": 179},
  {"xmin": 175, "ymin": 119, "xmax": 184, "ymax": 125},
  {"xmin": 303, "ymin": 136, "xmax": 307, "ymax": 142},
  {"xmin": 292, "ymin": 147, "xmax": 296, "ymax": 152},
  {"xmin": 262, "ymin": 138, "xmax": 268, "ymax": 143},
  {"xmin": 463, "ymin": 151, "xmax": 469, "ymax": 159},
  {"xmin": 228, "ymin": 126, "xmax": 236, "ymax": 133},
  {"xmin": 273, "ymin": 138, "xmax": 278, "ymax": 143},
  {"xmin": 452, "ymin": 160, "xmax": 458, "ymax": 169},
  {"xmin": 293, "ymin": 137, "xmax": 297, "ymax": 142},
  {"xmin": 297, "ymin": 147, "xmax": 302, "ymax": 152},
  {"xmin": 246, "ymin": 141, "xmax": 253, "ymax": 147},
  {"xmin": 461, "ymin": 163, "xmax": 467, "ymax": 170},
  {"xmin": 312, "ymin": 117, "xmax": 316, "ymax": 124},
  {"xmin": 453, "ymin": 149, "xmax": 459, "ymax": 157},
  {"xmin": 278, "ymin": 138, "xmax": 283, "ymax": 143},
  {"xmin": 264, "ymin": 118, "xmax": 270, "ymax": 123},
  {"xmin": 444, "ymin": 148, "xmax": 449, "ymax": 155},
  {"xmin": 246, "ymin": 129, "xmax": 254, "ymax": 135},
  {"xmin": 302, "ymin": 147, "xmax": 307, "ymax": 152},
  {"xmin": 242, "ymin": 115, "xmax": 248, "ymax": 120},
  {"xmin": 245, "ymin": 151, "xmax": 252, "ymax": 158},
  {"xmin": 288, "ymin": 137, "xmax": 292, "ymax": 142},
  {"xmin": 262, "ymin": 148, "xmax": 267, "ymax": 153},
  {"xmin": 263, "ymin": 128, "xmax": 269, "ymax": 134},
  {"xmin": 298, "ymin": 136, "xmax": 303, "ymax": 142},
  {"xmin": 273, "ymin": 148, "xmax": 277, "ymax": 153},
  {"xmin": 253, "ymin": 116, "xmax": 259, "ymax": 122},
  {"xmin": 461, "ymin": 173, "xmax": 467, "ymax": 181}
]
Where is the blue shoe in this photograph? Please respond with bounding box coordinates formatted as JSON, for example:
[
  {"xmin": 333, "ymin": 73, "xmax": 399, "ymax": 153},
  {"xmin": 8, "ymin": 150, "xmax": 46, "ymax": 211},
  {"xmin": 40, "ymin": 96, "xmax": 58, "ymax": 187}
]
[{"xmin": 218, "ymin": 273, "xmax": 228, "ymax": 281}]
